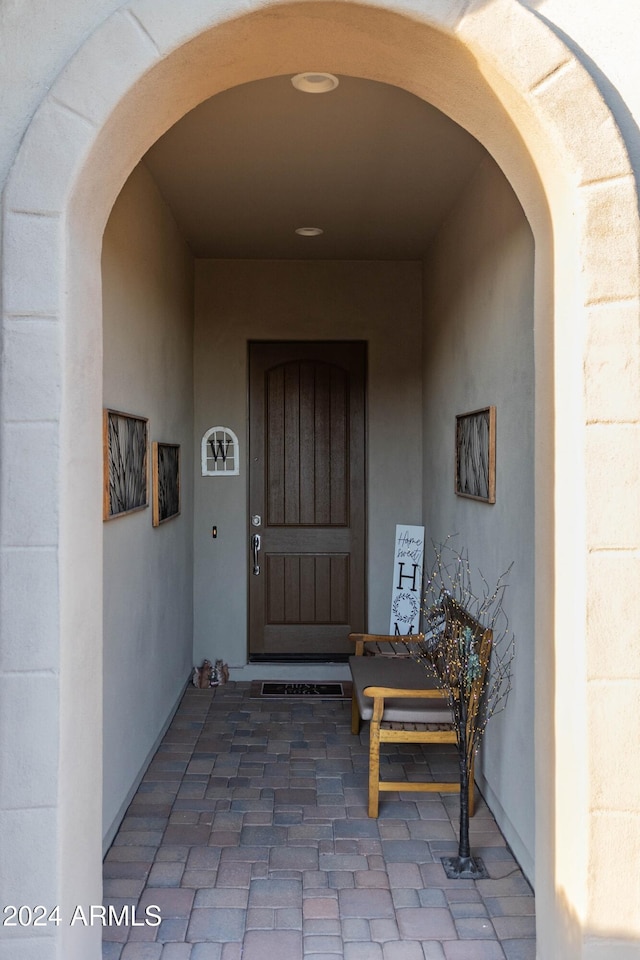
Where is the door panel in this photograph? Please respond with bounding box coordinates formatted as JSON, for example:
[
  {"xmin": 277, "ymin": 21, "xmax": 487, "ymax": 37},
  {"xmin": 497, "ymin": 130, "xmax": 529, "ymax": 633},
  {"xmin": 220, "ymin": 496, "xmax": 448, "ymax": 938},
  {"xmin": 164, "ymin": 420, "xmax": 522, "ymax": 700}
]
[
  {"xmin": 265, "ymin": 554, "xmax": 349, "ymax": 624},
  {"xmin": 266, "ymin": 360, "xmax": 349, "ymax": 526},
  {"xmin": 249, "ymin": 341, "xmax": 366, "ymax": 660}
]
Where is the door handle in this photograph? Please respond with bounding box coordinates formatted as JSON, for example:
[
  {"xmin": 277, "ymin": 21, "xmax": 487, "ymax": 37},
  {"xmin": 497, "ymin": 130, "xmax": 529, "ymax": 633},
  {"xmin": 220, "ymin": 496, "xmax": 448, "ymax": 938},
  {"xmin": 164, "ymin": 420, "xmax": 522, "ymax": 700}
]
[{"xmin": 251, "ymin": 533, "xmax": 261, "ymax": 576}]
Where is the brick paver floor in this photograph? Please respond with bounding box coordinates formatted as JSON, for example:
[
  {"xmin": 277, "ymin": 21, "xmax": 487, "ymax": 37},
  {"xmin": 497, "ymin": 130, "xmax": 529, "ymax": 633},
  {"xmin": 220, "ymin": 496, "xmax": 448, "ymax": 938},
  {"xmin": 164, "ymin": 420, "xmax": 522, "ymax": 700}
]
[{"xmin": 103, "ymin": 683, "xmax": 535, "ymax": 959}]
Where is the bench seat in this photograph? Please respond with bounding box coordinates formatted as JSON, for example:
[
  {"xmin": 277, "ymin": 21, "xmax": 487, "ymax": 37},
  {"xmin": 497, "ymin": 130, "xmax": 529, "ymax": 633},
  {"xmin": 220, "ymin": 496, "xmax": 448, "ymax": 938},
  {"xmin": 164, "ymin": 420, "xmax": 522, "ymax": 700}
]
[{"xmin": 349, "ymin": 655, "xmax": 449, "ymax": 723}]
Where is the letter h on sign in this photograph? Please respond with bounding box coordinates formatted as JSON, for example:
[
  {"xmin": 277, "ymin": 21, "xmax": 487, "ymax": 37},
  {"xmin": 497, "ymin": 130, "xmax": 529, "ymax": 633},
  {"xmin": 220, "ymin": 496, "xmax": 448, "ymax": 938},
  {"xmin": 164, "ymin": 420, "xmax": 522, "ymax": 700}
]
[{"xmin": 396, "ymin": 562, "xmax": 420, "ymax": 592}]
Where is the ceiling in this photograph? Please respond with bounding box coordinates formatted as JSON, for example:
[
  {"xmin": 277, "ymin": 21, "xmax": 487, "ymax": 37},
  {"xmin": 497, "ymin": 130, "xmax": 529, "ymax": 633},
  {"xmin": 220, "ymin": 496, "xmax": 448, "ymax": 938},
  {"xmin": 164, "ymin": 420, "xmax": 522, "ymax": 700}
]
[{"xmin": 143, "ymin": 74, "xmax": 487, "ymax": 261}]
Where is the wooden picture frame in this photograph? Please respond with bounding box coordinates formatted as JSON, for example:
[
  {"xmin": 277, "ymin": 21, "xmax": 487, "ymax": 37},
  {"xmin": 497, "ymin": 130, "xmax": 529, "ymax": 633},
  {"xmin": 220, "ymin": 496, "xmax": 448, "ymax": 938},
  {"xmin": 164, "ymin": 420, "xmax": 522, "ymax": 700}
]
[
  {"xmin": 455, "ymin": 406, "xmax": 496, "ymax": 504},
  {"xmin": 152, "ymin": 442, "xmax": 181, "ymax": 526},
  {"xmin": 103, "ymin": 409, "xmax": 149, "ymax": 520}
]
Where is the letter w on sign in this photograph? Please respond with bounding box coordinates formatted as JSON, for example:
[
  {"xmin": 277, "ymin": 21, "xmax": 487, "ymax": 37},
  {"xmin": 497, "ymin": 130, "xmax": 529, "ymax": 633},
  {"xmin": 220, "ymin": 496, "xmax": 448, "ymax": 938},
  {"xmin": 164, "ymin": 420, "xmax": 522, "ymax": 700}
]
[{"xmin": 210, "ymin": 438, "xmax": 231, "ymax": 462}]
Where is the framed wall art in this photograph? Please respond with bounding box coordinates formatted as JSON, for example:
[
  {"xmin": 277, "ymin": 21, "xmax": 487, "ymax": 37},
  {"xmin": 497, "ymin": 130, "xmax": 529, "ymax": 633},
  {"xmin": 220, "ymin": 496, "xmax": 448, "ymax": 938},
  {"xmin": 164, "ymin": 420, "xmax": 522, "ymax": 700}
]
[
  {"xmin": 455, "ymin": 405, "xmax": 496, "ymax": 504},
  {"xmin": 103, "ymin": 409, "xmax": 149, "ymax": 520},
  {"xmin": 152, "ymin": 441, "xmax": 181, "ymax": 526}
]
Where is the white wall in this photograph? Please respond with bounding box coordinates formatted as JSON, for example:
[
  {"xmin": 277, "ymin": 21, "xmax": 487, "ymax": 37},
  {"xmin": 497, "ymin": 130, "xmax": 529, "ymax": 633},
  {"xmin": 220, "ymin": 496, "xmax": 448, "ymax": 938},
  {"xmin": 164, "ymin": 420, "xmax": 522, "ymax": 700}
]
[
  {"xmin": 1, "ymin": 1, "xmax": 639, "ymax": 190},
  {"xmin": 194, "ymin": 259, "xmax": 423, "ymax": 670},
  {"xmin": 101, "ymin": 162, "xmax": 194, "ymax": 845},
  {"xmin": 422, "ymin": 157, "xmax": 535, "ymax": 878},
  {"xmin": 1, "ymin": 5, "xmax": 638, "ymax": 957},
  {"xmin": 521, "ymin": 0, "xmax": 640, "ymax": 173}
]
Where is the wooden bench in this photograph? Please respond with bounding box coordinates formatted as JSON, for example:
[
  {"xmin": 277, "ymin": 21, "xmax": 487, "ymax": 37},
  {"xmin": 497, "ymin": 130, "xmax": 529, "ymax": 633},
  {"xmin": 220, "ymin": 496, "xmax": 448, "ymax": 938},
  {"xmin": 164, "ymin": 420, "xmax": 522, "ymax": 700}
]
[{"xmin": 349, "ymin": 600, "xmax": 491, "ymax": 817}]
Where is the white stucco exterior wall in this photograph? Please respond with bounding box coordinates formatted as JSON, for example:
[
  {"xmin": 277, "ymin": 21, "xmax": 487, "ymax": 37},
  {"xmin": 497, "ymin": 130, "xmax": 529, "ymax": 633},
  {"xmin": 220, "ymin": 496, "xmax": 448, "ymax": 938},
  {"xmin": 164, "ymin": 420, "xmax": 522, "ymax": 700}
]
[
  {"xmin": 521, "ymin": 0, "xmax": 640, "ymax": 174},
  {"xmin": 2, "ymin": 0, "xmax": 640, "ymax": 189},
  {"xmin": 1, "ymin": 2, "xmax": 640, "ymax": 957},
  {"xmin": 422, "ymin": 155, "xmax": 535, "ymax": 879},
  {"xmin": 193, "ymin": 259, "xmax": 424, "ymax": 671},
  {"xmin": 101, "ymin": 163, "xmax": 195, "ymax": 845}
]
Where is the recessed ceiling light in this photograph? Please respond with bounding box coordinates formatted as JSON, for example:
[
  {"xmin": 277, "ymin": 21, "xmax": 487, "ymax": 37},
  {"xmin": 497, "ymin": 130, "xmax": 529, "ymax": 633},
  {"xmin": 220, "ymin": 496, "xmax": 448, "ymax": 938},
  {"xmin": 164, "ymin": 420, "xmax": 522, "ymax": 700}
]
[
  {"xmin": 291, "ymin": 72, "xmax": 339, "ymax": 94},
  {"xmin": 295, "ymin": 227, "xmax": 324, "ymax": 237}
]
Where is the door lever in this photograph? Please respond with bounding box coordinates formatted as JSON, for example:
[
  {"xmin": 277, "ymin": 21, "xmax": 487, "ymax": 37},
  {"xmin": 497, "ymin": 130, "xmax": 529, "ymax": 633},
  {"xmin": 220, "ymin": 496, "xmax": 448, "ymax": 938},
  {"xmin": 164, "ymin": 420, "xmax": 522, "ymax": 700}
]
[{"xmin": 251, "ymin": 533, "xmax": 261, "ymax": 575}]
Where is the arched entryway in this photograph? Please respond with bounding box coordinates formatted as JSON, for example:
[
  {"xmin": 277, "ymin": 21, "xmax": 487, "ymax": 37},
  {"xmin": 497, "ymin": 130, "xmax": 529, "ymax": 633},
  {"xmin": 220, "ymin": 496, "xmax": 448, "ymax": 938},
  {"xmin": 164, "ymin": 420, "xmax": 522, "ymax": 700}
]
[
  {"xmin": 1, "ymin": 2, "xmax": 639, "ymax": 958},
  {"xmin": 100, "ymin": 66, "xmax": 536, "ymax": 867}
]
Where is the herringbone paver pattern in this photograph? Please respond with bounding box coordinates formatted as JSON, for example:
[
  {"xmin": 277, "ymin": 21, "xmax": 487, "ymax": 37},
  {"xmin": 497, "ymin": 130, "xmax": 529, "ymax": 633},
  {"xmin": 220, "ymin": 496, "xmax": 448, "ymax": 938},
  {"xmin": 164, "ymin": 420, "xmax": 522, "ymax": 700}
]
[{"xmin": 103, "ymin": 683, "xmax": 535, "ymax": 958}]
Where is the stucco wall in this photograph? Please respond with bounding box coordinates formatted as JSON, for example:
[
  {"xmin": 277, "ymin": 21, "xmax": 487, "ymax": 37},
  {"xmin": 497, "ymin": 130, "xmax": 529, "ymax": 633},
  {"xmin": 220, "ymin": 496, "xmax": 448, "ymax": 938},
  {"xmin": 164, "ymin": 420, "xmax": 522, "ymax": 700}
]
[
  {"xmin": 422, "ymin": 157, "xmax": 535, "ymax": 879},
  {"xmin": 101, "ymin": 163, "xmax": 194, "ymax": 844},
  {"xmin": 194, "ymin": 259, "xmax": 423, "ymax": 671},
  {"xmin": 1, "ymin": 1, "xmax": 639, "ymax": 190},
  {"xmin": 1, "ymin": 3, "xmax": 640, "ymax": 957}
]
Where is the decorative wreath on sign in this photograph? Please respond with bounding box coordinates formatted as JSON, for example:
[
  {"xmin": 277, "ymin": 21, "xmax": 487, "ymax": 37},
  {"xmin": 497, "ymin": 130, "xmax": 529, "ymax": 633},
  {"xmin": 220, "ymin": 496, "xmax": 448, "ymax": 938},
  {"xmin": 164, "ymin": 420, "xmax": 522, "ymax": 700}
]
[{"xmin": 392, "ymin": 592, "xmax": 420, "ymax": 625}]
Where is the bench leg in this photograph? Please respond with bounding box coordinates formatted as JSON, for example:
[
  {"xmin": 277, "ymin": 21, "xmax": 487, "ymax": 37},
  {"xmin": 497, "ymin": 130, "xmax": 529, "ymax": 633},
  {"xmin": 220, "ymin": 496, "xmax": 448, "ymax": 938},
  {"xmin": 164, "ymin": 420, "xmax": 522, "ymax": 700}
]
[
  {"xmin": 368, "ymin": 719, "xmax": 381, "ymax": 818},
  {"xmin": 351, "ymin": 695, "xmax": 361, "ymax": 735}
]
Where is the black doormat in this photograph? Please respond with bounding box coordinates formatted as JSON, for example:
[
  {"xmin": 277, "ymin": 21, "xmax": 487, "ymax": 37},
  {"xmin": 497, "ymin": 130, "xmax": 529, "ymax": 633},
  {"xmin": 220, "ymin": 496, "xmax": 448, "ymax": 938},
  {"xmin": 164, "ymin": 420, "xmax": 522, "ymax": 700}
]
[{"xmin": 250, "ymin": 680, "xmax": 352, "ymax": 700}]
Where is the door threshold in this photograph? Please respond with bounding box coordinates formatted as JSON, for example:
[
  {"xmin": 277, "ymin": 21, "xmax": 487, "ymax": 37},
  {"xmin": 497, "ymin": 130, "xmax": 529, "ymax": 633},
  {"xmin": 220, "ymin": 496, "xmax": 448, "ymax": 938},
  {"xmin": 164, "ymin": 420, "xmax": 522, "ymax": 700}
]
[
  {"xmin": 249, "ymin": 655, "xmax": 350, "ymax": 664},
  {"xmin": 228, "ymin": 662, "xmax": 351, "ymax": 682}
]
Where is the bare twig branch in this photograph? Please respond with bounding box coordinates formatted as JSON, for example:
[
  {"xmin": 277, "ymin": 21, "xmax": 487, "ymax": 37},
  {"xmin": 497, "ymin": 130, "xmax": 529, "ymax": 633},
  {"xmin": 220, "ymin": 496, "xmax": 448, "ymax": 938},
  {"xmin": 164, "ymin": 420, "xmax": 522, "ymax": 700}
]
[{"xmin": 411, "ymin": 536, "xmax": 515, "ymax": 873}]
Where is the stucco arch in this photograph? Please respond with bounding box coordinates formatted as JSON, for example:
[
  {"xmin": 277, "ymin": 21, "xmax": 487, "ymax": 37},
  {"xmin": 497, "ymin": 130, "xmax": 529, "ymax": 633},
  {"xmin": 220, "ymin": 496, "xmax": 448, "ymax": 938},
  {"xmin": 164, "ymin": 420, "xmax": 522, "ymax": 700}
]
[{"xmin": 1, "ymin": 2, "xmax": 639, "ymax": 958}]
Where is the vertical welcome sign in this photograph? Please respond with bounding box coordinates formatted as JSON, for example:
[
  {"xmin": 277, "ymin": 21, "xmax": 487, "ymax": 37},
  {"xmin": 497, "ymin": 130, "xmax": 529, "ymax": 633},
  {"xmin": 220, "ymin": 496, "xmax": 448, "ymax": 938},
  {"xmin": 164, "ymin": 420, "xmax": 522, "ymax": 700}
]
[{"xmin": 389, "ymin": 525, "xmax": 425, "ymax": 635}]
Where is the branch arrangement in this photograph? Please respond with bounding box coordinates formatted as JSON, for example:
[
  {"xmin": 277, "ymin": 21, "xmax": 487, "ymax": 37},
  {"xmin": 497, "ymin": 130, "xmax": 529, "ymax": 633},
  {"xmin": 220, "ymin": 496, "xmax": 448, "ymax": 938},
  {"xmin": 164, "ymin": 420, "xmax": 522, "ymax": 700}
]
[{"xmin": 412, "ymin": 536, "xmax": 515, "ymax": 878}]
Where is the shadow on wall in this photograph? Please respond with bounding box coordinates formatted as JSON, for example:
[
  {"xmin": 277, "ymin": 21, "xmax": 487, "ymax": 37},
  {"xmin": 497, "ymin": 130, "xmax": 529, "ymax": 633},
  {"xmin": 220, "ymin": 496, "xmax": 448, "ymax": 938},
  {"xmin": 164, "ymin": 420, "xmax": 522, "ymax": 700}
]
[
  {"xmin": 524, "ymin": 2, "xmax": 640, "ymax": 199},
  {"xmin": 469, "ymin": 0, "xmax": 640, "ymax": 212},
  {"xmin": 556, "ymin": 886, "xmax": 640, "ymax": 958}
]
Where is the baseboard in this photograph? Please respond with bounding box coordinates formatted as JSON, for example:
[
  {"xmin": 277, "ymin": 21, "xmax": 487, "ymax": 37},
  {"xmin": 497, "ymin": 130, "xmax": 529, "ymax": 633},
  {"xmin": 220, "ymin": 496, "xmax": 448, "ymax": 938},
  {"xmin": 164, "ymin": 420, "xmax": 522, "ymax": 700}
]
[
  {"xmin": 475, "ymin": 771, "xmax": 535, "ymax": 888},
  {"xmin": 102, "ymin": 678, "xmax": 189, "ymax": 856}
]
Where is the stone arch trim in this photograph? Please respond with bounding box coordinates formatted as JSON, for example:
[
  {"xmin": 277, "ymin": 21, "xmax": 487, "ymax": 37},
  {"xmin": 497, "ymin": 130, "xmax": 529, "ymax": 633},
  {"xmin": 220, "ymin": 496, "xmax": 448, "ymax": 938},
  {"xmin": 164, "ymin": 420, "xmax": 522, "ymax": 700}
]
[{"xmin": 1, "ymin": 1, "xmax": 639, "ymax": 957}]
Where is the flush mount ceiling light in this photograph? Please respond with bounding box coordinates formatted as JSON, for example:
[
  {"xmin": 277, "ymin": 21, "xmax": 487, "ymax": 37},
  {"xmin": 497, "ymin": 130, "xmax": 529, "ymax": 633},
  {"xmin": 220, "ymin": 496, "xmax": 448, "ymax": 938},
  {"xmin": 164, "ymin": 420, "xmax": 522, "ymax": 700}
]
[
  {"xmin": 295, "ymin": 227, "xmax": 324, "ymax": 237},
  {"xmin": 291, "ymin": 72, "xmax": 339, "ymax": 94}
]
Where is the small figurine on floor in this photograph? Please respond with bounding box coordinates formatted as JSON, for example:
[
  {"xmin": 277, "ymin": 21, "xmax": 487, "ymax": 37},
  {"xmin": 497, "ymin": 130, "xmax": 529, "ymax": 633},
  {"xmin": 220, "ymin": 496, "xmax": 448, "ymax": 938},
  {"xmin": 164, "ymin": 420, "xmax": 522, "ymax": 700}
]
[
  {"xmin": 211, "ymin": 659, "xmax": 229, "ymax": 685},
  {"xmin": 192, "ymin": 659, "xmax": 212, "ymax": 688},
  {"xmin": 192, "ymin": 658, "xmax": 229, "ymax": 688}
]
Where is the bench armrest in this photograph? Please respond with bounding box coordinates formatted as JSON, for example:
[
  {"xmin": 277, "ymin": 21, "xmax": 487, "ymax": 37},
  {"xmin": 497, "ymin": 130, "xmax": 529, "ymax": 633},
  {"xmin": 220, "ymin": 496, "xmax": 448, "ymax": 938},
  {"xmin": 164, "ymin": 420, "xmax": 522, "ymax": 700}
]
[{"xmin": 363, "ymin": 685, "xmax": 448, "ymax": 699}]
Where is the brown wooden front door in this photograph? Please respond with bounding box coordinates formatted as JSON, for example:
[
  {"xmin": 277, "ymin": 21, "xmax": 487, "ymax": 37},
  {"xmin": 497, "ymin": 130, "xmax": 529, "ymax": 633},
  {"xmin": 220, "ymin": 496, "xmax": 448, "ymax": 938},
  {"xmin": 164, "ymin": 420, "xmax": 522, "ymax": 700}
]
[{"xmin": 248, "ymin": 341, "xmax": 366, "ymax": 660}]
